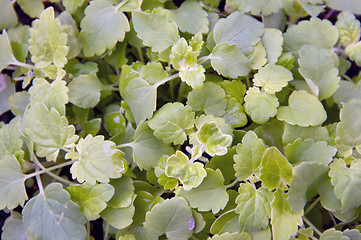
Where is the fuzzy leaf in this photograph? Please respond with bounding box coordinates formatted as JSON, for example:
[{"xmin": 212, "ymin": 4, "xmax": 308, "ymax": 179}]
[
  {"xmin": 253, "ymin": 64, "xmax": 293, "ymax": 94},
  {"xmin": 79, "ymin": 0, "xmax": 130, "ymax": 57}
]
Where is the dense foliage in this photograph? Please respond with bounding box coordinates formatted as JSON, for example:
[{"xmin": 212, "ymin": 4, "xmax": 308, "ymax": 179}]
[{"xmin": 1, "ymin": 0, "xmax": 361, "ymax": 239}]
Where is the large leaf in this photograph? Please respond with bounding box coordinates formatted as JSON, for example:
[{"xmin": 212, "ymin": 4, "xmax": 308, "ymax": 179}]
[
  {"xmin": 253, "ymin": 64, "xmax": 293, "ymax": 94},
  {"xmin": 100, "ymin": 204, "xmax": 135, "ymax": 230},
  {"xmin": 22, "ymin": 183, "xmax": 87, "ymax": 240},
  {"xmin": 79, "ymin": 0, "xmax": 130, "ymax": 57},
  {"xmin": 325, "ymin": 0, "xmax": 361, "ymax": 15},
  {"xmin": 144, "ymin": 197, "xmax": 194, "ymax": 239},
  {"xmin": 68, "ymin": 134, "xmax": 127, "ymax": 185},
  {"xmin": 261, "ymin": 28, "xmax": 284, "ymax": 64},
  {"xmin": 107, "ymin": 176, "xmax": 134, "ymax": 208},
  {"xmin": 0, "ymin": 154, "xmax": 27, "ymax": 210},
  {"xmin": 22, "ymin": 103, "xmax": 78, "ymax": 162},
  {"xmin": 1, "ymin": 212, "xmax": 28, "ymax": 240},
  {"xmin": 0, "ymin": 0, "xmax": 18, "ymax": 29},
  {"xmin": 132, "ymin": 11, "xmax": 179, "ymax": 53},
  {"xmin": 298, "ymin": 45, "xmax": 340, "ymax": 100},
  {"xmin": 176, "ymin": 168, "xmax": 229, "ymax": 214}
]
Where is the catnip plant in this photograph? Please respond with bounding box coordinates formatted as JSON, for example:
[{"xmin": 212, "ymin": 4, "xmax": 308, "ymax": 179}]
[{"xmin": 0, "ymin": 0, "xmax": 361, "ymax": 239}]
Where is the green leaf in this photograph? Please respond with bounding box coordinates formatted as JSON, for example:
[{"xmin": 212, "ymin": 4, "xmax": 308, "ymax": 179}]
[
  {"xmin": 165, "ymin": 151, "xmax": 207, "ymax": 190},
  {"xmin": 248, "ymin": 41, "xmax": 267, "ymax": 70},
  {"xmin": 101, "ymin": 204, "xmax": 135, "ymax": 230},
  {"xmin": 329, "ymin": 158, "xmax": 361, "ymax": 212},
  {"xmin": 22, "ymin": 182, "xmax": 87, "ymax": 240},
  {"xmin": 0, "ymin": 154, "xmax": 27, "ymax": 210},
  {"xmin": 79, "ymin": 0, "xmax": 130, "ymax": 57},
  {"xmin": 9, "ymin": 92, "xmax": 30, "ymax": 116},
  {"xmin": 68, "ymin": 73, "xmax": 103, "ymax": 109},
  {"xmin": 260, "ymin": 147, "xmax": 293, "ymax": 190},
  {"xmin": 213, "ymin": 11, "xmax": 264, "ymax": 55},
  {"xmin": 187, "ymin": 82, "xmax": 227, "ymax": 117},
  {"xmin": 320, "ymin": 228, "xmax": 350, "ymax": 240},
  {"xmin": 29, "ymin": 7, "xmax": 68, "ymax": 68},
  {"xmin": 261, "ymin": 28, "xmax": 284, "ymax": 64},
  {"xmin": 219, "ymin": 80, "xmax": 246, "ymax": 104},
  {"xmin": 210, "ymin": 209, "xmax": 243, "ymax": 235},
  {"xmin": 107, "ymin": 176, "xmax": 134, "ymax": 208},
  {"xmin": 253, "ymin": 64, "xmax": 293, "ymax": 94},
  {"xmin": 0, "ymin": 117, "xmax": 24, "ymax": 163},
  {"xmin": 208, "ymin": 232, "xmax": 252, "ymax": 240},
  {"xmin": 326, "ymin": 0, "xmax": 361, "ymax": 15},
  {"xmin": 282, "ymin": 123, "xmax": 329, "ymax": 145},
  {"xmin": 346, "ymin": 42, "xmax": 361, "ymax": 66},
  {"xmin": 235, "ymin": 182, "xmax": 272, "ymax": 230},
  {"xmin": 63, "ymin": 0, "xmax": 85, "ymax": 14},
  {"xmin": 1, "ymin": 212, "xmax": 28, "ymax": 240},
  {"xmin": 29, "ymin": 78, "xmax": 68, "ymax": 115},
  {"xmin": 179, "ymin": 64, "xmax": 206, "ymax": 91},
  {"xmin": 167, "ymin": 0, "xmax": 209, "ymax": 34},
  {"xmin": 176, "ymin": 168, "xmax": 229, "ymax": 214},
  {"xmin": 140, "ymin": 62, "xmax": 169, "ymax": 86},
  {"xmin": 277, "ymin": 90, "xmax": 327, "ymax": 127},
  {"xmin": 335, "ymin": 100, "xmax": 361, "ymax": 157},
  {"xmin": 227, "ymin": 0, "xmax": 284, "ymax": 16},
  {"xmin": 244, "ymin": 87, "xmax": 279, "ymax": 124},
  {"xmin": 17, "ymin": 0, "xmax": 44, "ymax": 18},
  {"xmin": 22, "ymin": 103, "xmax": 78, "ymax": 162},
  {"xmin": 298, "ymin": 45, "xmax": 340, "ymax": 100},
  {"xmin": 336, "ymin": 11, "xmax": 361, "ymax": 47},
  {"xmin": 0, "ymin": 74, "xmax": 15, "ymax": 116},
  {"xmin": 285, "ymin": 138, "xmax": 337, "ymax": 165},
  {"xmin": 222, "ymin": 96, "xmax": 248, "ymax": 128},
  {"xmin": 271, "ymin": 188, "xmax": 303, "ymax": 240},
  {"xmin": 283, "ymin": 17, "xmax": 339, "ymax": 53},
  {"xmin": 148, "ymin": 102, "xmax": 195, "ymax": 145},
  {"xmin": 67, "ymin": 183, "xmax": 114, "ymax": 220},
  {"xmin": 124, "ymin": 77, "xmax": 157, "ymax": 124},
  {"xmin": 206, "ymin": 147, "xmax": 236, "ymax": 185},
  {"xmin": 144, "ymin": 197, "xmax": 193, "ymax": 239},
  {"xmin": 0, "ymin": 31, "xmax": 17, "ymax": 71},
  {"xmin": 233, "ymin": 131, "xmax": 265, "ymax": 181},
  {"xmin": 68, "ymin": 134, "xmax": 127, "ymax": 185},
  {"xmin": 155, "ymin": 155, "xmax": 179, "ymax": 190},
  {"xmin": 210, "ymin": 42, "xmax": 252, "ymax": 78},
  {"xmin": 130, "ymin": 122, "xmax": 174, "ymax": 170},
  {"xmin": 288, "ymin": 162, "xmax": 329, "ymax": 212},
  {"xmin": 132, "ymin": 11, "xmax": 179, "ymax": 53},
  {"xmin": 0, "ymin": 0, "xmax": 17, "ymax": 29},
  {"xmin": 170, "ymin": 38, "xmax": 197, "ymax": 70}
]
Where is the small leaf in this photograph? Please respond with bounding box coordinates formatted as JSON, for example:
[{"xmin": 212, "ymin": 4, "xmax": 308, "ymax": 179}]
[
  {"xmin": 261, "ymin": 28, "xmax": 284, "ymax": 64},
  {"xmin": 227, "ymin": 0, "xmax": 284, "ymax": 16},
  {"xmin": 17, "ymin": 0, "xmax": 44, "ymax": 18},
  {"xmin": 320, "ymin": 228, "xmax": 349, "ymax": 240},
  {"xmin": 1, "ymin": 212, "xmax": 28, "ymax": 240},
  {"xmin": 0, "ymin": 31, "xmax": 17, "ymax": 71},
  {"xmin": 100, "ymin": 204, "xmax": 135, "ymax": 230},
  {"xmin": 260, "ymin": 147, "xmax": 293, "ymax": 190},
  {"xmin": 282, "ymin": 123, "xmax": 329, "ymax": 145},
  {"xmin": 0, "ymin": 117, "xmax": 24, "ymax": 163},
  {"xmin": 208, "ymin": 232, "xmax": 252, "ymax": 240},
  {"xmin": 253, "ymin": 64, "xmax": 293, "ymax": 94},
  {"xmin": 336, "ymin": 11, "xmax": 361, "ymax": 47},
  {"xmin": 79, "ymin": 0, "xmax": 130, "ymax": 57},
  {"xmin": 346, "ymin": 42, "xmax": 361, "ymax": 66},
  {"xmin": 0, "ymin": 0, "xmax": 18, "ymax": 29},
  {"xmin": 277, "ymin": 90, "xmax": 327, "ymax": 127},
  {"xmin": 107, "ymin": 176, "xmax": 134, "ymax": 208},
  {"xmin": 326, "ymin": 0, "xmax": 361, "ymax": 15},
  {"xmin": 176, "ymin": 168, "xmax": 229, "ymax": 214},
  {"xmin": 179, "ymin": 64, "xmax": 206, "ymax": 91},
  {"xmin": 222, "ymin": 96, "xmax": 248, "ymax": 128},
  {"xmin": 22, "ymin": 183, "xmax": 87, "ymax": 240}
]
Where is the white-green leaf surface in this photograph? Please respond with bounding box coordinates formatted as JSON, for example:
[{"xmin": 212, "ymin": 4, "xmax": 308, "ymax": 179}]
[
  {"xmin": 227, "ymin": 0, "xmax": 284, "ymax": 16},
  {"xmin": 336, "ymin": 11, "xmax": 361, "ymax": 47},
  {"xmin": 253, "ymin": 64, "xmax": 293, "ymax": 94},
  {"xmin": 0, "ymin": 31, "xmax": 17, "ymax": 71},
  {"xmin": 1, "ymin": 212, "xmax": 28, "ymax": 240},
  {"xmin": 326, "ymin": 0, "xmax": 361, "ymax": 14},
  {"xmin": 0, "ymin": 0, "xmax": 18, "ymax": 29},
  {"xmin": 261, "ymin": 28, "xmax": 283, "ymax": 64}
]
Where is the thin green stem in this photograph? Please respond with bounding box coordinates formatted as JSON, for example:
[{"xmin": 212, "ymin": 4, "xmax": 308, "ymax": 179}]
[
  {"xmin": 304, "ymin": 197, "xmax": 320, "ymax": 215},
  {"xmin": 154, "ymin": 73, "xmax": 180, "ymax": 88},
  {"xmin": 35, "ymin": 167, "xmax": 45, "ymax": 195},
  {"xmin": 101, "ymin": 85, "xmax": 119, "ymax": 91},
  {"xmin": 87, "ymin": 221, "xmax": 91, "ymax": 240},
  {"xmin": 303, "ymin": 216, "xmax": 322, "ymax": 237},
  {"xmin": 114, "ymin": 0, "xmax": 128, "ymax": 11},
  {"xmin": 197, "ymin": 55, "xmax": 211, "ymax": 65},
  {"xmin": 103, "ymin": 222, "xmax": 109, "ymax": 240},
  {"xmin": 116, "ymin": 142, "xmax": 133, "ymax": 149},
  {"xmin": 137, "ymin": 47, "xmax": 144, "ymax": 63},
  {"xmin": 176, "ymin": 81, "xmax": 186, "ymax": 102},
  {"xmin": 245, "ymin": 75, "xmax": 251, "ymax": 89},
  {"xmin": 225, "ymin": 178, "xmax": 239, "ymax": 189},
  {"xmin": 25, "ymin": 160, "xmax": 77, "ymax": 180},
  {"xmin": 341, "ymin": 74, "xmax": 353, "ymax": 82},
  {"xmin": 12, "ymin": 61, "xmax": 37, "ymax": 70}
]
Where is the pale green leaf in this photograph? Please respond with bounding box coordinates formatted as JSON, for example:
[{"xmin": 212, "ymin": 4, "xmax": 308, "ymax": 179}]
[
  {"xmin": 29, "ymin": 7, "xmax": 68, "ymax": 68},
  {"xmin": 260, "ymin": 147, "xmax": 293, "ymax": 190},
  {"xmin": 329, "ymin": 158, "xmax": 361, "ymax": 212},
  {"xmin": 22, "ymin": 183, "xmax": 87, "ymax": 240},
  {"xmin": 248, "ymin": 41, "xmax": 267, "ymax": 70},
  {"xmin": 101, "ymin": 204, "xmax": 135, "ymax": 230},
  {"xmin": 79, "ymin": 0, "xmax": 130, "ymax": 57},
  {"xmin": 334, "ymin": 78, "xmax": 361, "ymax": 105},
  {"xmin": 22, "ymin": 103, "xmax": 78, "ymax": 162},
  {"xmin": 206, "ymin": 147, "xmax": 236, "ymax": 185},
  {"xmin": 271, "ymin": 189, "xmax": 303, "ymax": 240},
  {"xmin": 187, "ymin": 82, "xmax": 227, "ymax": 117},
  {"xmin": 0, "ymin": 74, "xmax": 15, "ymax": 115},
  {"xmin": 117, "ymin": 0, "xmax": 142, "ymax": 11},
  {"xmin": 1, "ymin": 212, "xmax": 28, "ymax": 240},
  {"xmin": 168, "ymin": 0, "xmax": 209, "ymax": 34},
  {"xmin": 165, "ymin": 151, "xmax": 207, "ymax": 190},
  {"xmin": 0, "ymin": 154, "xmax": 27, "ymax": 210},
  {"xmin": 144, "ymin": 197, "xmax": 193, "ymax": 239},
  {"xmin": 17, "ymin": 0, "xmax": 44, "ymax": 18},
  {"xmin": 298, "ymin": 45, "xmax": 340, "ymax": 100},
  {"xmin": 346, "ymin": 42, "xmax": 361, "ymax": 66},
  {"xmin": 180, "ymin": 64, "xmax": 206, "ymax": 91},
  {"xmin": 261, "ymin": 28, "xmax": 284, "ymax": 64},
  {"xmin": 282, "ymin": 123, "xmax": 329, "ymax": 145},
  {"xmin": 132, "ymin": 11, "xmax": 179, "ymax": 53},
  {"xmin": 235, "ymin": 182, "xmax": 272, "ymax": 230},
  {"xmin": 61, "ymin": 24, "xmax": 81, "ymax": 60},
  {"xmin": 0, "ymin": 0, "xmax": 17, "ymax": 29},
  {"xmin": 210, "ymin": 42, "xmax": 252, "ymax": 78},
  {"xmin": 170, "ymin": 38, "xmax": 197, "ymax": 70},
  {"xmin": 67, "ymin": 183, "xmax": 114, "ymax": 220},
  {"xmin": 227, "ymin": 0, "xmax": 284, "ymax": 16},
  {"xmin": 326, "ymin": 0, "xmax": 361, "ymax": 15},
  {"xmin": 130, "ymin": 121, "xmax": 174, "ymax": 170},
  {"xmin": 208, "ymin": 232, "xmax": 252, "ymax": 240},
  {"xmin": 276, "ymin": 90, "xmax": 327, "ymax": 127},
  {"xmin": 288, "ymin": 162, "xmax": 329, "ymax": 212},
  {"xmin": 148, "ymin": 102, "xmax": 195, "ymax": 145},
  {"xmin": 219, "ymin": 80, "xmax": 246, "ymax": 104},
  {"xmin": 253, "ymin": 64, "xmax": 293, "ymax": 94},
  {"xmin": 68, "ymin": 73, "xmax": 103, "ymax": 109},
  {"xmin": 233, "ymin": 131, "xmax": 265, "ymax": 181},
  {"xmin": 318, "ymin": 177, "xmax": 342, "ymax": 213},
  {"xmin": 116, "ymin": 224, "xmax": 158, "ymax": 240},
  {"xmin": 285, "ymin": 138, "xmax": 337, "ymax": 165},
  {"xmin": 320, "ymin": 228, "xmax": 349, "ymax": 240},
  {"xmin": 0, "ymin": 31, "xmax": 17, "ymax": 71},
  {"xmin": 222, "ymin": 96, "xmax": 248, "ymax": 128},
  {"xmin": 283, "ymin": 18, "xmax": 339, "ymax": 53},
  {"xmin": 176, "ymin": 168, "xmax": 228, "ymax": 214},
  {"xmin": 210, "ymin": 209, "xmax": 243, "ymax": 235},
  {"xmin": 244, "ymin": 87, "xmax": 279, "ymax": 124},
  {"xmin": 68, "ymin": 134, "xmax": 127, "ymax": 185},
  {"xmin": 29, "ymin": 78, "xmax": 68, "ymax": 115},
  {"xmin": 124, "ymin": 77, "xmax": 157, "ymax": 124},
  {"xmin": 140, "ymin": 62, "xmax": 169, "ymax": 86},
  {"xmin": 0, "ymin": 117, "xmax": 24, "ymax": 162},
  {"xmin": 63, "ymin": 0, "xmax": 85, "ymax": 14},
  {"xmin": 213, "ymin": 11, "xmax": 264, "ymax": 55},
  {"xmin": 107, "ymin": 176, "xmax": 134, "ymax": 209},
  {"xmin": 336, "ymin": 11, "xmax": 361, "ymax": 47},
  {"xmin": 155, "ymin": 155, "xmax": 179, "ymax": 190}
]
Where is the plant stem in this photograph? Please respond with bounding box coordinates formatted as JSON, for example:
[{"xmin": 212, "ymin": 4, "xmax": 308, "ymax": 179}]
[
  {"xmin": 176, "ymin": 81, "xmax": 186, "ymax": 102},
  {"xmin": 35, "ymin": 167, "xmax": 45, "ymax": 195},
  {"xmin": 225, "ymin": 178, "xmax": 239, "ymax": 189},
  {"xmin": 13, "ymin": 61, "xmax": 37, "ymax": 70},
  {"xmin": 114, "ymin": 0, "xmax": 128, "ymax": 12},
  {"xmin": 25, "ymin": 160, "xmax": 77, "ymax": 180},
  {"xmin": 116, "ymin": 142, "xmax": 133, "ymax": 148},
  {"xmin": 303, "ymin": 216, "xmax": 322, "ymax": 237},
  {"xmin": 87, "ymin": 221, "xmax": 91, "ymax": 240},
  {"xmin": 304, "ymin": 197, "xmax": 320, "ymax": 215},
  {"xmin": 198, "ymin": 56, "xmax": 210, "ymax": 65},
  {"xmin": 103, "ymin": 223, "xmax": 109, "ymax": 240},
  {"xmin": 154, "ymin": 73, "xmax": 180, "ymax": 88}
]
